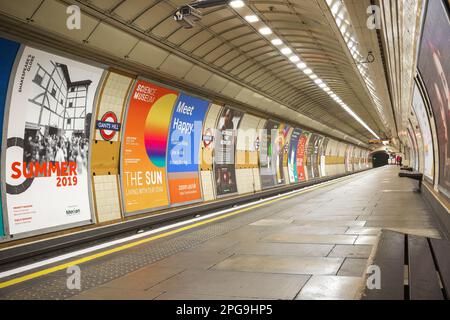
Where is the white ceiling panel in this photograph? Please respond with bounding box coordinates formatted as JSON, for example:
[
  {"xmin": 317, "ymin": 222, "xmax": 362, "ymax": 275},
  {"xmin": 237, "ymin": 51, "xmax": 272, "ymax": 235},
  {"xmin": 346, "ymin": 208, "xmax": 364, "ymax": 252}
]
[
  {"xmin": 158, "ymin": 53, "xmax": 193, "ymax": 78},
  {"xmin": 128, "ymin": 40, "xmax": 170, "ymax": 68},
  {"xmin": 87, "ymin": 22, "xmax": 139, "ymax": 58}
]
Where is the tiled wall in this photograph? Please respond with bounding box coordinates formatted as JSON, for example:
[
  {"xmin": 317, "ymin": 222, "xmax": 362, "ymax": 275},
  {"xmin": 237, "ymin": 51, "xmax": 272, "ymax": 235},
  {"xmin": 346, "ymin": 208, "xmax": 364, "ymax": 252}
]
[
  {"xmin": 93, "ymin": 175, "xmax": 122, "ymax": 223},
  {"xmin": 236, "ymin": 114, "xmax": 261, "ymax": 194},
  {"xmin": 201, "ymin": 104, "xmax": 222, "ymax": 201},
  {"xmin": 91, "ymin": 71, "xmax": 134, "ymax": 223}
]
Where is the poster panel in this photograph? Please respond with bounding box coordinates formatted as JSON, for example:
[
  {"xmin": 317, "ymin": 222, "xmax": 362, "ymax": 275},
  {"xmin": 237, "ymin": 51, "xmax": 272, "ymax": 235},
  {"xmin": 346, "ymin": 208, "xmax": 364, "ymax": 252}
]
[
  {"xmin": 275, "ymin": 123, "xmax": 288, "ymax": 185},
  {"xmin": 167, "ymin": 93, "xmax": 209, "ymax": 204},
  {"xmin": 306, "ymin": 134, "xmax": 320, "ymax": 179},
  {"xmin": 320, "ymin": 137, "xmax": 329, "ymax": 177},
  {"xmin": 407, "ymin": 124, "xmax": 419, "ymax": 171},
  {"xmin": 0, "ymin": 38, "xmax": 20, "ymax": 237},
  {"xmin": 412, "ymin": 83, "xmax": 434, "ymax": 180},
  {"xmin": 260, "ymin": 120, "xmax": 279, "ymax": 189},
  {"xmin": 288, "ymin": 128, "xmax": 302, "ymax": 183},
  {"xmin": 213, "ymin": 106, "xmax": 243, "ymax": 196},
  {"xmin": 121, "ymin": 80, "xmax": 178, "ymax": 215},
  {"xmin": 417, "ymin": 0, "xmax": 450, "ymax": 194},
  {"xmin": 296, "ymin": 131, "xmax": 310, "ymax": 182},
  {"xmin": 345, "ymin": 145, "xmax": 354, "ymax": 172},
  {"xmin": 4, "ymin": 45, "xmax": 103, "ymax": 236},
  {"xmin": 312, "ymin": 135, "xmax": 323, "ymax": 178}
]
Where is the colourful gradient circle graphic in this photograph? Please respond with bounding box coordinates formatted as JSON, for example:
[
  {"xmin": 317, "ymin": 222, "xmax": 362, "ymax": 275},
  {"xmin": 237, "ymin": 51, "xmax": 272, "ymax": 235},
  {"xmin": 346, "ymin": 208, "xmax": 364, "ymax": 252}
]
[{"xmin": 144, "ymin": 94, "xmax": 178, "ymax": 168}]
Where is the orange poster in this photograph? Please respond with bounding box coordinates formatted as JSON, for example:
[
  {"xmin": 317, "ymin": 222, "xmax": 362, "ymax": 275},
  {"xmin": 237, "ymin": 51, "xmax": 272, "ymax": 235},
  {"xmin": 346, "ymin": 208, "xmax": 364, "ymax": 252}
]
[{"xmin": 121, "ymin": 80, "xmax": 178, "ymax": 215}]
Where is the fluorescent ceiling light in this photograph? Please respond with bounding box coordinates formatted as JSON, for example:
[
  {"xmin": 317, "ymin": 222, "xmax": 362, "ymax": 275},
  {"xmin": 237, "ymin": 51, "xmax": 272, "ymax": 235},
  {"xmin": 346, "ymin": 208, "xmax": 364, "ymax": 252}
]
[
  {"xmin": 309, "ymin": 74, "xmax": 318, "ymax": 80},
  {"xmin": 259, "ymin": 27, "xmax": 272, "ymax": 35},
  {"xmin": 303, "ymin": 68, "xmax": 313, "ymax": 75},
  {"xmin": 289, "ymin": 55, "xmax": 300, "ymax": 63},
  {"xmin": 331, "ymin": 2, "xmax": 340, "ymax": 14},
  {"xmin": 271, "ymin": 38, "xmax": 283, "ymax": 46},
  {"xmin": 297, "ymin": 62, "xmax": 307, "ymax": 69},
  {"xmin": 245, "ymin": 15, "xmax": 259, "ymax": 23},
  {"xmin": 319, "ymin": 83, "xmax": 327, "ymax": 88},
  {"xmin": 230, "ymin": 0, "xmax": 245, "ymax": 8},
  {"xmin": 280, "ymin": 47, "xmax": 292, "ymax": 55},
  {"xmin": 314, "ymin": 79, "xmax": 323, "ymax": 85}
]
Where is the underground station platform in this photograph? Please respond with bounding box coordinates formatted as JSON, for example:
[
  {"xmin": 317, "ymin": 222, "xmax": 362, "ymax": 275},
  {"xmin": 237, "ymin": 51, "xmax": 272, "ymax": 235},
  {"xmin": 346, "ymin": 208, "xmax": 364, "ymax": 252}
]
[
  {"xmin": 0, "ymin": 0, "xmax": 449, "ymax": 311},
  {"xmin": 0, "ymin": 166, "xmax": 448, "ymax": 302}
]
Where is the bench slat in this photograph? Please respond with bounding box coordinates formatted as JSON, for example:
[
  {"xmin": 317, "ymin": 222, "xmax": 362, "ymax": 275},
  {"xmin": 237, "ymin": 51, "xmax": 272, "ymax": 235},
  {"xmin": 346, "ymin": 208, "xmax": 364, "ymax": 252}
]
[
  {"xmin": 430, "ymin": 238, "xmax": 450, "ymax": 299},
  {"xmin": 408, "ymin": 235, "xmax": 443, "ymax": 300},
  {"xmin": 363, "ymin": 230, "xmax": 405, "ymax": 300}
]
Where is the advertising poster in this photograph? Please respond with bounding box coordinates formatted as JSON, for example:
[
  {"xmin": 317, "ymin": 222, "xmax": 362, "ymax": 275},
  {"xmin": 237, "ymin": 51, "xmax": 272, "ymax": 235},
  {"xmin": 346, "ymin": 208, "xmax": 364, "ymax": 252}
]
[
  {"xmin": 275, "ymin": 123, "xmax": 288, "ymax": 185},
  {"xmin": 312, "ymin": 135, "xmax": 323, "ymax": 178},
  {"xmin": 3, "ymin": 46, "xmax": 103, "ymax": 236},
  {"xmin": 296, "ymin": 131, "xmax": 310, "ymax": 182},
  {"xmin": 167, "ymin": 93, "xmax": 209, "ymax": 205},
  {"xmin": 260, "ymin": 120, "xmax": 279, "ymax": 189},
  {"xmin": 0, "ymin": 38, "xmax": 20, "ymax": 237},
  {"xmin": 214, "ymin": 106, "xmax": 243, "ymax": 196},
  {"xmin": 320, "ymin": 138, "xmax": 329, "ymax": 177},
  {"xmin": 288, "ymin": 128, "xmax": 302, "ymax": 183},
  {"xmin": 418, "ymin": 0, "xmax": 450, "ymax": 194},
  {"xmin": 121, "ymin": 80, "xmax": 178, "ymax": 214},
  {"xmin": 306, "ymin": 134, "xmax": 320, "ymax": 179},
  {"xmin": 412, "ymin": 83, "xmax": 434, "ymax": 179}
]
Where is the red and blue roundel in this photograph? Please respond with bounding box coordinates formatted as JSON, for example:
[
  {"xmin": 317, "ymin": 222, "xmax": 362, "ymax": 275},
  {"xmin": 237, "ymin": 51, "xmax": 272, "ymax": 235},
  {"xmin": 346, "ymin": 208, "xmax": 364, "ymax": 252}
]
[{"xmin": 96, "ymin": 111, "xmax": 121, "ymax": 141}]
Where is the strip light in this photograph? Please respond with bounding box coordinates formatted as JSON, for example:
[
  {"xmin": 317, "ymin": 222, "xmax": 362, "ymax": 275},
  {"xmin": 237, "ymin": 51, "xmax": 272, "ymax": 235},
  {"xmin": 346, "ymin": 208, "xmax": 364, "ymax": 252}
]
[
  {"xmin": 325, "ymin": 0, "xmax": 389, "ymax": 132},
  {"xmin": 230, "ymin": 1, "xmax": 380, "ymax": 140}
]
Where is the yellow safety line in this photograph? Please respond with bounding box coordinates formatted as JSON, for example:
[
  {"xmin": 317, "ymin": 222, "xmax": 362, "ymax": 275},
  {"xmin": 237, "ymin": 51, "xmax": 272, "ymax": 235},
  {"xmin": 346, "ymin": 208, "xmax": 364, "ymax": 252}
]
[{"xmin": 0, "ymin": 176, "xmax": 349, "ymax": 289}]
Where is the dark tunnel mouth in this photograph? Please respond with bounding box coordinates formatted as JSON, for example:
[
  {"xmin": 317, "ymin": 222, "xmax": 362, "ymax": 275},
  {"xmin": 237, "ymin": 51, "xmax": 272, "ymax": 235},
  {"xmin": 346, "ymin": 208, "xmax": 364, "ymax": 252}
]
[{"xmin": 371, "ymin": 151, "xmax": 390, "ymax": 168}]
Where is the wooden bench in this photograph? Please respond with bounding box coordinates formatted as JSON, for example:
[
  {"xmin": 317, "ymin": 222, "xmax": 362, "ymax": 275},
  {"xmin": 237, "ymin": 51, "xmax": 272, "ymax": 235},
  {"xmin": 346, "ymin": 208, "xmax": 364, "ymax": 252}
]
[
  {"xmin": 398, "ymin": 172, "xmax": 423, "ymax": 192},
  {"xmin": 362, "ymin": 230, "xmax": 449, "ymax": 300}
]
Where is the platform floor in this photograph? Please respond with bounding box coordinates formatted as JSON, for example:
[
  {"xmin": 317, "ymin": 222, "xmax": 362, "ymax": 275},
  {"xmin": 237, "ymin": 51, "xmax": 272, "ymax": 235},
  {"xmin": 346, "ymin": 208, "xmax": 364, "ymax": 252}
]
[{"xmin": 0, "ymin": 166, "xmax": 443, "ymax": 300}]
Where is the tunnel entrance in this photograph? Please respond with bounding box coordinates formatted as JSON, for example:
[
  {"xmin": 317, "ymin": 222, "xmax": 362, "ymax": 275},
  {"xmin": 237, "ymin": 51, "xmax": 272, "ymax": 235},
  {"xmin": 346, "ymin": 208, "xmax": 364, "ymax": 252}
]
[{"xmin": 371, "ymin": 151, "xmax": 389, "ymax": 168}]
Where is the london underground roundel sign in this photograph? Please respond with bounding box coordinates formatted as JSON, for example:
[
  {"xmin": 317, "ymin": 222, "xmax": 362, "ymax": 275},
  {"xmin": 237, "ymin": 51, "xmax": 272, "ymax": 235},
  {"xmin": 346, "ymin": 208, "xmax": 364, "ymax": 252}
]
[{"xmin": 96, "ymin": 112, "xmax": 121, "ymax": 141}]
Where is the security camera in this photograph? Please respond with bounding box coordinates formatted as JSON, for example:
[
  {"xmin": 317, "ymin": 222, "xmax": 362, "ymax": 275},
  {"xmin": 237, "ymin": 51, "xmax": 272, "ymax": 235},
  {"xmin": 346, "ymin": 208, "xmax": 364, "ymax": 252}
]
[{"xmin": 173, "ymin": 5, "xmax": 202, "ymax": 28}]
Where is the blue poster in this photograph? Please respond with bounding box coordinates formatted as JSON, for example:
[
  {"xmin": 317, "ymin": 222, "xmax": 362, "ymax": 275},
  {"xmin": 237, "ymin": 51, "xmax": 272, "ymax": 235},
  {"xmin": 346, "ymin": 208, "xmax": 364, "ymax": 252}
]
[
  {"xmin": 0, "ymin": 38, "xmax": 20, "ymax": 237},
  {"xmin": 288, "ymin": 128, "xmax": 302, "ymax": 183},
  {"xmin": 167, "ymin": 93, "xmax": 209, "ymax": 204}
]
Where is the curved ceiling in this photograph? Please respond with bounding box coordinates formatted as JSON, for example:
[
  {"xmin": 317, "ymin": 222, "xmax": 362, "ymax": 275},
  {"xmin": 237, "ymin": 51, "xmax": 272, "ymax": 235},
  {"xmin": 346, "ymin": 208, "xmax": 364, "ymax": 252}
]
[{"xmin": 0, "ymin": 0, "xmax": 397, "ymax": 144}]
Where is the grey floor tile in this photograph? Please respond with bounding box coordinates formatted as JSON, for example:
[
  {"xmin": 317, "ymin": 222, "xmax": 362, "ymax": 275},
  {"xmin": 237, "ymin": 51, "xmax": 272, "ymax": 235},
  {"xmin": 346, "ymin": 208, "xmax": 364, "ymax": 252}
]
[
  {"xmin": 250, "ymin": 219, "xmax": 294, "ymax": 226},
  {"xmin": 296, "ymin": 276, "xmax": 363, "ymax": 300},
  {"xmin": 293, "ymin": 220, "xmax": 366, "ymax": 227},
  {"xmin": 328, "ymin": 245, "xmax": 373, "ymax": 258},
  {"xmin": 276, "ymin": 225, "xmax": 349, "ymax": 235},
  {"xmin": 337, "ymin": 258, "xmax": 368, "ymax": 277},
  {"xmin": 221, "ymin": 242, "xmax": 334, "ymax": 257},
  {"xmin": 263, "ymin": 233, "xmax": 357, "ymax": 245},
  {"xmin": 213, "ymin": 254, "xmax": 344, "ymax": 275},
  {"xmin": 354, "ymin": 235, "xmax": 378, "ymax": 245},
  {"xmin": 294, "ymin": 215, "xmax": 360, "ymax": 221},
  {"xmin": 185, "ymin": 238, "xmax": 240, "ymax": 254},
  {"xmin": 345, "ymin": 227, "xmax": 381, "ymax": 235},
  {"xmin": 101, "ymin": 266, "xmax": 185, "ymax": 291},
  {"xmin": 150, "ymin": 269, "xmax": 310, "ymax": 299},
  {"xmin": 149, "ymin": 251, "xmax": 232, "ymax": 270}
]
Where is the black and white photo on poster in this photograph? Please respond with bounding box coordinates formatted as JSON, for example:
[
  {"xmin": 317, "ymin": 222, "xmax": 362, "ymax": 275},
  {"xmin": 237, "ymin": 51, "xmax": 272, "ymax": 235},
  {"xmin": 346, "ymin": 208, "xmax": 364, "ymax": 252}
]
[
  {"xmin": 214, "ymin": 106, "xmax": 243, "ymax": 196},
  {"xmin": 3, "ymin": 45, "xmax": 103, "ymax": 236}
]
